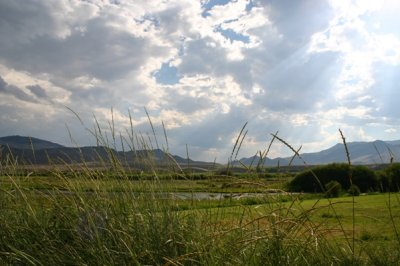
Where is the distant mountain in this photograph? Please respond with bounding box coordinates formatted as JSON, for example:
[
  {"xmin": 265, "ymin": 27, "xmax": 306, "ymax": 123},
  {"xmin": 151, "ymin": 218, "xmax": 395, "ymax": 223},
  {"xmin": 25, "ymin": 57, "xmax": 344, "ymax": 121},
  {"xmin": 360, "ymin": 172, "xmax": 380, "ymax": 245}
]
[
  {"xmin": 384, "ymin": 140, "xmax": 400, "ymax": 146},
  {"xmin": 2, "ymin": 136, "xmax": 399, "ymax": 167},
  {"xmin": 236, "ymin": 140, "xmax": 400, "ymax": 166},
  {"xmin": 0, "ymin": 135, "xmax": 64, "ymax": 150},
  {"xmin": 0, "ymin": 136, "xmax": 213, "ymax": 169},
  {"xmin": 234, "ymin": 155, "xmax": 284, "ymax": 167}
]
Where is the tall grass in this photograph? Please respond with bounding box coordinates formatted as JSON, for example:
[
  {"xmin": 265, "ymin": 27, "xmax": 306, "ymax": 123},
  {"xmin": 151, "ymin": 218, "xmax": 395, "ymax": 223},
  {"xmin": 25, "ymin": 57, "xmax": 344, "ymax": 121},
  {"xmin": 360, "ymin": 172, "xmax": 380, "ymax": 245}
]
[{"xmin": 1, "ymin": 113, "xmax": 400, "ymax": 265}]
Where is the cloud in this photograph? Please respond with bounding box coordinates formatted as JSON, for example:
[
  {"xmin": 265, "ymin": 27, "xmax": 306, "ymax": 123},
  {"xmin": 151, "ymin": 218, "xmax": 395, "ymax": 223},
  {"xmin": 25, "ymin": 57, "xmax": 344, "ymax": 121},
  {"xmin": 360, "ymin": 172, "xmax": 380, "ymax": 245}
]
[
  {"xmin": 26, "ymin": 85, "xmax": 48, "ymax": 99},
  {"xmin": 0, "ymin": 19, "xmax": 155, "ymax": 81},
  {"xmin": 385, "ymin": 128, "xmax": 397, "ymax": 134},
  {"xmin": 370, "ymin": 64, "xmax": 400, "ymax": 118},
  {"xmin": 0, "ymin": 75, "xmax": 38, "ymax": 103},
  {"xmin": 0, "ymin": 75, "xmax": 7, "ymax": 91},
  {"xmin": 1, "ymin": 0, "xmax": 400, "ymax": 161},
  {"xmin": 305, "ymin": 0, "xmax": 400, "ymax": 138}
]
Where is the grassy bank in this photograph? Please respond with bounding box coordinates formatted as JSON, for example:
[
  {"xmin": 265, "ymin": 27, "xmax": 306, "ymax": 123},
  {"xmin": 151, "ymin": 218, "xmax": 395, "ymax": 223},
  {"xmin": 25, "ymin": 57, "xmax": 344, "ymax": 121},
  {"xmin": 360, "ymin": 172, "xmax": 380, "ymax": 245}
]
[{"xmin": 1, "ymin": 167, "xmax": 399, "ymax": 265}]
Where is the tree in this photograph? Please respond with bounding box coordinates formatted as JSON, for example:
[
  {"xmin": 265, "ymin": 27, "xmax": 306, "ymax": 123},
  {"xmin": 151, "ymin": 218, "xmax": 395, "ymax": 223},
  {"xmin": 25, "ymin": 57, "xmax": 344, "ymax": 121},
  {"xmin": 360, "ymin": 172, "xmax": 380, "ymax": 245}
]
[
  {"xmin": 325, "ymin": 180, "xmax": 342, "ymax": 198},
  {"xmin": 288, "ymin": 163, "xmax": 378, "ymax": 193}
]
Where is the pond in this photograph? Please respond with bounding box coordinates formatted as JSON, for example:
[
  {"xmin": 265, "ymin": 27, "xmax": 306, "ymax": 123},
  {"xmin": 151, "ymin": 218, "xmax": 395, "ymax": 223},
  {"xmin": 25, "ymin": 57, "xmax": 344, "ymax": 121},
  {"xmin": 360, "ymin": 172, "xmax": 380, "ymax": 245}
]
[{"xmin": 159, "ymin": 191, "xmax": 293, "ymax": 200}]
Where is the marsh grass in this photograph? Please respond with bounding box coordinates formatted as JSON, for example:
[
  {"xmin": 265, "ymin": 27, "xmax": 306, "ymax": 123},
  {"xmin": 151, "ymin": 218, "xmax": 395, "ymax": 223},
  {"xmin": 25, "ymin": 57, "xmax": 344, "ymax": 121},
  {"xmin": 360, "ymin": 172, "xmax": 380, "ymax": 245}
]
[{"xmin": 1, "ymin": 115, "xmax": 400, "ymax": 265}]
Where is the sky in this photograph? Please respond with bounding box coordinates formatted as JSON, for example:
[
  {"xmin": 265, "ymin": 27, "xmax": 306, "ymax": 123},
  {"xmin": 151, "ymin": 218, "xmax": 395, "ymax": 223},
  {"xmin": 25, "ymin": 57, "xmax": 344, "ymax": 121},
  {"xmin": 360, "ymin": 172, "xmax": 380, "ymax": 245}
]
[{"xmin": 1, "ymin": 0, "xmax": 400, "ymax": 162}]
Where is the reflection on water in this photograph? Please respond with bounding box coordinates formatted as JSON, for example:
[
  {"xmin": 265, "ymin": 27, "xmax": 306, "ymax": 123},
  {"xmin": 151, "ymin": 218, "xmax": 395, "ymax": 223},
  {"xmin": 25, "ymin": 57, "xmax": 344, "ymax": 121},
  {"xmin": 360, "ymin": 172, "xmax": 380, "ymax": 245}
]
[
  {"xmin": 36, "ymin": 190, "xmax": 293, "ymax": 200},
  {"xmin": 162, "ymin": 191, "xmax": 291, "ymax": 200}
]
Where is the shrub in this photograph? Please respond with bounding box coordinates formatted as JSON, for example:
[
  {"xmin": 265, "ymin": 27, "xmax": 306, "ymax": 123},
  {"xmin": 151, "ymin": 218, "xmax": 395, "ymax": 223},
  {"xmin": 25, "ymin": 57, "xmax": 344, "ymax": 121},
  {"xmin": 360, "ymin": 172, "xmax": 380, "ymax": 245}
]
[
  {"xmin": 351, "ymin": 165, "xmax": 379, "ymax": 192},
  {"xmin": 288, "ymin": 163, "xmax": 378, "ymax": 193},
  {"xmin": 348, "ymin": 184, "xmax": 361, "ymax": 196},
  {"xmin": 376, "ymin": 170, "xmax": 389, "ymax": 192},
  {"xmin": 216, "ymin": 169, "xmax": 233, "ymax": 176},
  {"xmin": 325, "ymin": 180, "xmax": 342, "ymax": 198},
  {"xmin": 381, "ymin": 163, "xmax": 400, "ymax": 192}
]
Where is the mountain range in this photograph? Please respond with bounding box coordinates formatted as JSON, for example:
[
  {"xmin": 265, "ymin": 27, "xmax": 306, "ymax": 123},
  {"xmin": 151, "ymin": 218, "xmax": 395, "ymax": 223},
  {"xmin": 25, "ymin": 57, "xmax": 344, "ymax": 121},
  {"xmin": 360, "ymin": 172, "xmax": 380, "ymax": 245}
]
[
  {"xmin": 0, "ymin": 135, "xmax": 199, "ymax": 167},
  {"xmin": 0, "ymin": 135, "xmax": 399, "ymax": 167},
  {"xmin": 237, "ymin": 140, "xmax": 400, "ymax": 166}
]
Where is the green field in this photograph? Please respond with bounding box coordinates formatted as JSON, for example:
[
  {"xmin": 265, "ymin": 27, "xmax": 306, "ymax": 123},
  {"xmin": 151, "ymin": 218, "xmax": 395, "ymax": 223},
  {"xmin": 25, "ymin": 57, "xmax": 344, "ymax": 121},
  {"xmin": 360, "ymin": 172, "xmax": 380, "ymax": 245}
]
[{"xmin": 1, "ymin": 167, "xmax": 399, "ymax": 265}]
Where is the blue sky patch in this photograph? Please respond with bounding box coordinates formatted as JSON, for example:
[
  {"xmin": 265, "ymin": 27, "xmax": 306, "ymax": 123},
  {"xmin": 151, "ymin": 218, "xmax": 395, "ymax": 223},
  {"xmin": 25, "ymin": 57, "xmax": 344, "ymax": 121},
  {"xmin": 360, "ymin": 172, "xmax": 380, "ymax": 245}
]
[
  {"xmin": 153, "ymin": 63, "xmax": 181, "ymax": 85},
  {"xmin": 201, "ymin": 0, "xmax": 232, "ymax": 17},
  {"xmin": 216, "ymin": 25, "xmax": 250, "ymax": 43}
]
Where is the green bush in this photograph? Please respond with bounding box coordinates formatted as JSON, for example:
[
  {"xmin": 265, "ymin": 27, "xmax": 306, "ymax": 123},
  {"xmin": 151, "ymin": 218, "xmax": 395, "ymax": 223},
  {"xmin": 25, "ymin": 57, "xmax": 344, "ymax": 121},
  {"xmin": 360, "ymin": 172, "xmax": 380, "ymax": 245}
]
[
  {"xmin": 351, "ymin": 165, "xmax": 379, "ymax": 192},
  {"xmin": 325, "ymin": 180, "xmax": 342, "ymax": 198},
  {"xmin": 288, "ymin": 163, "xmax": 378, "ymax": 193},
  {"xmin": 380, "ymin": 163, "xmax": 400, "ymax": 192},
  {"xmin": 376, "ymin": 170, "xmax": 390, "ymax": 192},
  {"xmin": 216, "ymin": 169, "xmax": 233, "ymax": 176},
  {"xmin": 348, "ymin": 184, "xmax": 361, "ymax": 196}
]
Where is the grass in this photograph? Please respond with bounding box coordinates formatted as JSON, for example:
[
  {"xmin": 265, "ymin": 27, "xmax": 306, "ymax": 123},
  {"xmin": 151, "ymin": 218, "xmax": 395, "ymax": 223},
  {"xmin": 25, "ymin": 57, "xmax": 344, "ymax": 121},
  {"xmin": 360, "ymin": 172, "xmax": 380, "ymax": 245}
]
[
  {"xmin": 0, "ymin": 173, "xmax": 290, "ymax": 193},
  {"xmin": 300, "ymin": 194, "xmax": 400, "ymax": 239},
  {"xmin": 1, "ymin": 166, "xmax": 399, "ymax": 265},
  {"xmin": 1, "ymin": 116, "xmax": 400, "ymax": 264}
]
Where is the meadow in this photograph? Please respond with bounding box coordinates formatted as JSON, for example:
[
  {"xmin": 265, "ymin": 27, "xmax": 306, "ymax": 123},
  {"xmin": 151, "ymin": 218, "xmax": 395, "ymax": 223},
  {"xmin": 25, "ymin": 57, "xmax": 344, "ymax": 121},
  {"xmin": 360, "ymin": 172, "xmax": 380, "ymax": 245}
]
[
  {"xmin": 1, "ymin": 122, "xmax": 400, "ymax": 265},
  {"xmin": 1, "ymin": 162, "xmax": 399, "ymax": 265}
]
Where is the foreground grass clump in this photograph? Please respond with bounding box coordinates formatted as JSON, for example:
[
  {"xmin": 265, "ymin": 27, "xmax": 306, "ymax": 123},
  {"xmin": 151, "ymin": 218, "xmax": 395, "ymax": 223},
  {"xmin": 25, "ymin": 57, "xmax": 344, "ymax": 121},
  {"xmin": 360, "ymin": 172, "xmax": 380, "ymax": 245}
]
[{"xmin": 0, "ymin": 173, "xmax": 204, "ymax": 264}]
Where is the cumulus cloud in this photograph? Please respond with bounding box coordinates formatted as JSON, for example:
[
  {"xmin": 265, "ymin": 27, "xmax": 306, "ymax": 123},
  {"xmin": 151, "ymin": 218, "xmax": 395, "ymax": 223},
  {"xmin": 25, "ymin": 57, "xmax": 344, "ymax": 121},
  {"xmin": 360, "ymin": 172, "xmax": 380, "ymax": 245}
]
[
  {"xmin": 0, "ymin": 75, "xmax": 6, "ymax": 90},
  {"xmin": 0, "ymin": 0, "xmax": 400, "ymax": 161},
  {"xmin": 26, "ymin": 85, "xmax": 48, "ymax": 99},
  {"xmin": 0, "ymin": 75, "xmax": 38, "ymax": 103}
]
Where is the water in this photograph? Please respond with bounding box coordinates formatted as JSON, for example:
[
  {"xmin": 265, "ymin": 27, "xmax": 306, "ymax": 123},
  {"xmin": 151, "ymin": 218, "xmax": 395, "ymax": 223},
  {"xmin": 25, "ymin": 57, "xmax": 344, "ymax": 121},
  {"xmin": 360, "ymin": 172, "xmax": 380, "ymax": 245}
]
[{"xmin": 162, "ymin": 191, "xmax": 290, "ymax": 200}]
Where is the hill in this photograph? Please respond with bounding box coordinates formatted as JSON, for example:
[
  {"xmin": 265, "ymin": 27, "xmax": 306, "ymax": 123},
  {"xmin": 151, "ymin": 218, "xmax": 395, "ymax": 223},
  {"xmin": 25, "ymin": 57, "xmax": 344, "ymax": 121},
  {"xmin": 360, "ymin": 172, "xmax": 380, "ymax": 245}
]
[
  {"xmin": 0, "ymin": 135, "xmax": 215, "ymax": 170},
  {"xmin": 1, "ymin": 136, "xmax": 399, "ymax": 167},
  {"xmin": 236, "ymin": 140, "xmax": 400, "ymax": 166},
  {"xmin": 0, "ymin": 135, "xmax": 64, "ymax": 150}
]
